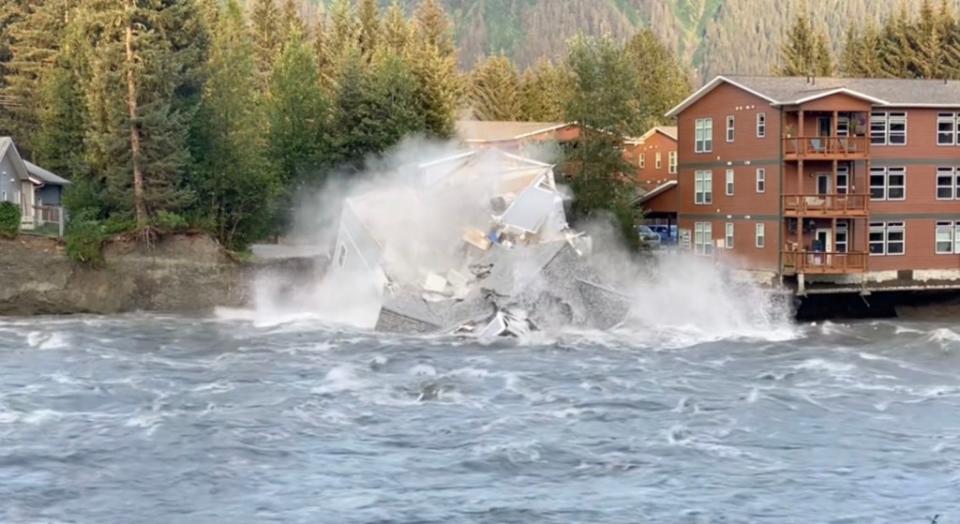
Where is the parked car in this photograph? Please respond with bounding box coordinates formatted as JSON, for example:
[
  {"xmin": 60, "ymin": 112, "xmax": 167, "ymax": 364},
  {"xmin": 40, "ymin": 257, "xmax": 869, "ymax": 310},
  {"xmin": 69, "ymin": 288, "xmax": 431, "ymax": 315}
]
[
  {"xmin": 636, "ymin": 225, "xmax": 662, "ymax": 248},
  {"xmin": 647, "ymin": 224, "xmax": 678, "ymax": 245}
]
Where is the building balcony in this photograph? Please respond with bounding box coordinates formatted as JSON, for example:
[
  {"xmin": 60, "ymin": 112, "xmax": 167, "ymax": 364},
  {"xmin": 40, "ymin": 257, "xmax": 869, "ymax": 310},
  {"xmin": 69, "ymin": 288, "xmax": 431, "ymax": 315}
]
[
  {"xmin": 782, "ymin": 136, "xmax": 869, "ymax": 161},
  {"xmin": 782, "ymin": 193, "xmax": 869, "ymax": 217},
  {"xmin": 782, "ymin": 250, "xmax": 867, "ymax": 275}
]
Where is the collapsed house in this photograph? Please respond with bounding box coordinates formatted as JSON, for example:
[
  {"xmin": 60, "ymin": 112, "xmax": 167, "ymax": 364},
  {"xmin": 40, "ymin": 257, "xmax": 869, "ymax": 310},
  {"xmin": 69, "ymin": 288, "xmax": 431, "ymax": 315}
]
[{"xmin": 328, "ymin": 149, "xmax": 631, "ymax": 336}]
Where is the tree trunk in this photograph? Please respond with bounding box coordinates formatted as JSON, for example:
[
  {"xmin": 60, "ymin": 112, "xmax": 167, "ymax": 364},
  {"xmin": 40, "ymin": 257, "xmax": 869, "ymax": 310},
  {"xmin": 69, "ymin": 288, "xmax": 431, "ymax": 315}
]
[{"xmin": 125, "ymin": 0, "xmax": 147, "ymax": 229}]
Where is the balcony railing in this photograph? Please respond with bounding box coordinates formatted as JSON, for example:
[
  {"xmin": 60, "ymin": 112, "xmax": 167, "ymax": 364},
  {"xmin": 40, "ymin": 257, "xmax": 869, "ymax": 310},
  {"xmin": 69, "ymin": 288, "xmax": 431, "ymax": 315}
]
[
  {"xmin": 783, "ymin": 136, "xmax": 868, "ymax": 158},
  {"xmin": 783, "ymin": 250, "xmax": 867, "ymax": 274},
  {"xmin": 782, "ymin": 193, "xmax": 869, "ymax": 216}
]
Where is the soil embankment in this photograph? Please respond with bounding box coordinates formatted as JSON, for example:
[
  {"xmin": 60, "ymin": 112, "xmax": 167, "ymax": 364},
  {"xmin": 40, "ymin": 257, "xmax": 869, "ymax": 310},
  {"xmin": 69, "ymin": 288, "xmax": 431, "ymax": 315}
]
[{"xmin": 0, "ymin": 234, "xmax": 260, "ymax": 315}]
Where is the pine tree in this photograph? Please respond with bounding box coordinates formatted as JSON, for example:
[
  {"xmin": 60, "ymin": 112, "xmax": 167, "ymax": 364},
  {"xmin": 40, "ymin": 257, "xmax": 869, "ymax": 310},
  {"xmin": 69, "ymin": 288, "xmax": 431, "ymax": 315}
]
[
  {"xmin": 469, "ymin": 54, "xmax": 521, "ymax": 121},
  {"xmin": 382, "ymin": 1, "xmax": 411, "ymax": 56},
  {"xmin": 624, "ymin": 29, "xmax": 691, "ymax": 134},
  {"xmin": 357, "ymin": 0, "xmax": 380, "ymax": 59},
  {"xmin": 193, "ymin": 0, "xmax": 277, "ymax": 249},
  {"xmin": 328, "ymin": 0, "xmax": 358, "ymax": 60},
  {"xmin": 373, "ymin": 51, "xmax": 426, "ymax": 145},
  {"xmin": 249, "ymin": 0, "xmax": 281, "ymax": 85},
  {"xmin": 330, "ymin": 47, "xmax": 379, "ymax": 167},
  {"xmin": 267, "ymin": 28, "xmax": 331, "ymax": 187},
  {"xmin": 563, "ymin": 34, "xmax": 639, "ymax": 243},
  {"xmin": 916, "ymin": 0, "xmax": 946, "ymax": 78},
  {"xmin": 312, "ymin": 3, "xmax": 335, "ymax": 89},
  {"xmin": 279, "ymin": 0, "xmax": 305, "ymax": 45},
  {"xmin": 78, "ymin": 0, "xmax": 201, "ymax": 227},
  {"xmin": 880, "ymin": 4, "xmax": 915, "ymax": 78},
  {"xmin": 1, "ymin": 0, "xmax": 76, "ymax": 155},
  {"xmin": 518, "ymin": 58, "xmax": 573, "ymax": 122},
  {"xmin": 776, "ymin": 9, "xmax": 833, "ymax": 76},
  {"xmin": 34, "ymin": 45, "xmax": 87, "ymax": 181},
  {"xmin": 413, "ymin": 0, "xmax": 454, "ymax": 58}
]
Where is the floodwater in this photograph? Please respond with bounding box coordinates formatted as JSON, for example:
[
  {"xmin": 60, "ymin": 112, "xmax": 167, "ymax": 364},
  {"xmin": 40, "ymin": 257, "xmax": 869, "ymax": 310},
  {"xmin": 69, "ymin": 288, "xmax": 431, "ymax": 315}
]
[{"xmin": 0, "ymin": 314, "xmax": 959, "ymax": 523}]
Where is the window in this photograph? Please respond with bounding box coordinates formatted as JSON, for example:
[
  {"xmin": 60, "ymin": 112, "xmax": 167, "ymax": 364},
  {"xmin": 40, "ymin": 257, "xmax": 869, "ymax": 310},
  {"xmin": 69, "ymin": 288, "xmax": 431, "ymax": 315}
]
[
  {"xmin": 937, "ymin": 167, "xmax": 958, "ymax": 199},
  {"xmin": 725, "ymin": 169, "xmax": 734, "ymax": 196},
  {"xmin": 837, "ymin": 115, "xmax": 849, "ymax": 137},
  {"xmin": 655, "ymin": 151, "xmax": 662, "ymax": 169},
  {"xmin": 694, "ymin": 170, "xmax": 712, "ymax": 204},
  {"xmin": 694, "ymin": 222, "xmax": 713, "ymax": 255},
  {"xmin": 756, "ymin": 168, "xmax": 765, "ymax": 193},
  {"xmin": 869, "ymin": 222, "xmax": 905, "ymax": 255},
  {"xmin": 870, "ymin": 111, "xmax": 907, "ymax": 145},
  {"xmin": 934, "ymin": 221, "xmax": 960, "ymax": 254},
  {"xmin": 695, "ymin": 118, "xmax": 713, "ymax": 153},
  {"xmin": 836, "ymin": 165, "xmax": 849, "ymax": 194},
  {"xmin": 756, "ymin": 112, "xmax": 766, "ymax": 138},
  {"xmin": 726, "ymin": 115, "xmax": 735, "ymax": 142},
  {"xmin": 938, "ymin": 112, "xmax": 960, "ymax": 145},
  {"xmin": 755, "ymin": 223, "xmax": 765, "ymax": 248},
  {"xmin": 725, "ymin": 222, "xmax": 734, "ymax": 249},
  {"xmin": 668, "ymin": 151, "xmax": 677, "ymax": 174},
  {"xmin": 836, "ymin": 222, "xmax": 848, "ymax": 253},
  {"xmin": 638, "ymin": 152, "xmax": 645, "ymax": 168},
  {"xmin": 869, "ymin": 166, "xmax": 906, "ymax": 200}
]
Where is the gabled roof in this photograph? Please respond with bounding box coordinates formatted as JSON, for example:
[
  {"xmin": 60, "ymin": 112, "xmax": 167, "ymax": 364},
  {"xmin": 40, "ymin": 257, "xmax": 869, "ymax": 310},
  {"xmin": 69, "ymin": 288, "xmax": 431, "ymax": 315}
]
[
  {"xmin": 631, "ymin": 180, "xmax": 677, "ymax": 206},
  {"xmin": 455, "ymin": 120, "xmax": 574, "ymax": 143},
  {"xmin": 0, "ymin": 136, "xmax": 32, "ymax": 185},
  {"xmin": 25, "ymin": 161, "xmax": 70, "ymax": 186},
  {"xmin": 665, "ymin": 75, "xmax": 960, "ymax": 117},
  {"xmin": 626, "ymin": 126, "xmax": 678, "ymax": 144}
]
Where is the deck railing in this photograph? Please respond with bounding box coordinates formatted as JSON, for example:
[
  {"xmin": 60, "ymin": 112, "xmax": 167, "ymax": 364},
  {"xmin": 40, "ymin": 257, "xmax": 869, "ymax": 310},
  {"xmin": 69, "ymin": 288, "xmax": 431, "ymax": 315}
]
[
  {"xmin": 783, "ymin": 250, "xmax": 867, "ymax": 274},
  {"xmin": 783, "ymin": 136, "xmax": 868, "ymax": 157},
  {"xmin": 782, "ymin": 193, "xmax": 868, "ymax": 215}
]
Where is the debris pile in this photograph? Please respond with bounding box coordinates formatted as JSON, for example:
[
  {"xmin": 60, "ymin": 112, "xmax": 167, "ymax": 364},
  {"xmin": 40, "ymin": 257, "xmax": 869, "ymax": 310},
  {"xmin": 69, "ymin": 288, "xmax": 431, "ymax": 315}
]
[{"xmin": 328, "ymin": 149, "xmax": 630, "ymax": 337}]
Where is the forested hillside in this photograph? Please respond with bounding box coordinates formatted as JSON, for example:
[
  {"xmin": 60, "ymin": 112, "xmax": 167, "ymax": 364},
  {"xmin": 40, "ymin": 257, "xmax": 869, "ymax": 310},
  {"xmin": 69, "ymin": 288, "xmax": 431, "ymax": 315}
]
[{"xmin": 303, "ymin": 0, "xmax": 960, "ymax": 79}]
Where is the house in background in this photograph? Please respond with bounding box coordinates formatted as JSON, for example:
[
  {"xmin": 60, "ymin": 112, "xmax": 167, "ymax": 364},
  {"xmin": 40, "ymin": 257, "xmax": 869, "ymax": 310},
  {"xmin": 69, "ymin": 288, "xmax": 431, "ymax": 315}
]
[
  {"xmin": 0, "ymin": 137, "xmax": 69, "ymax": 231},
  {"xmin": 666, "ymin": 74, "xmax": 960, "ymax": 294},
  {"xmin": 455, "ymin": 120, "xmax": 580, "ymax": 153},
  {"xmin": 624, "ymin": 126, "xmax": 678, "ymax": 191}
]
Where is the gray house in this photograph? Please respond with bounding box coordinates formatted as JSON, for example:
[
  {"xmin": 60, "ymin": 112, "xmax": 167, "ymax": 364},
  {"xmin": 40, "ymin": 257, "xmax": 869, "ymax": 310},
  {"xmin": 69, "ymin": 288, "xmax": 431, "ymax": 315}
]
[{"xmin": 0, "ymin": 137, "xmax": 70, "ymax": 230}]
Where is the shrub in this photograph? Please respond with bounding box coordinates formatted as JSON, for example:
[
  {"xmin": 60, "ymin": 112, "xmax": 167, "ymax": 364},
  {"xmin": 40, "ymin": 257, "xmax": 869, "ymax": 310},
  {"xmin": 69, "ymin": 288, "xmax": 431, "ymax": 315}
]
[
  {"xmin": 0, "ymin": 201, "xmax": 19, "ymax": 239},
  {"xmin": 152, "ymin": 210, "xmax": 188, "ymax": 232},
  {"xmin": 65, "ymin": 217, "xmax": 105, "ymax": 266},
  {"xmin": 101, "ymin": 216, "xmax": 136, "ymax": 236},
  {"xmin": 62, "ymin": 178, "xmax": 103, "ymax": 219}
]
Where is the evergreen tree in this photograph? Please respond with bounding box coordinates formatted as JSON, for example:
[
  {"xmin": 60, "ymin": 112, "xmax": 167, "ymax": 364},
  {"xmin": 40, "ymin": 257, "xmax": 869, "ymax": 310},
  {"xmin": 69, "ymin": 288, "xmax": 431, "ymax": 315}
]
[
  {"xmin": 77, "ymin": 0, "xmax": 203, "ymax": 228},
  {"xmin": 279, "ymin": 0, "xmax": 305, "ymax": 45},
  {"xmin": 193, "ymin": 0, "xmax": 277, "ymax": 249},
  {"xmin": 267, "ymin": 28, "xmax": 330, "ymax": 188},
  {"xmin": 624, "ymin": 29, "xmax": 691, "ymax": 134},
  {"xmin": 563, "ymin": 34, "xmax": 640, "ymax": 243},
  {"xmin": 1, "ymin": 0, "xmax": 76, "ymax": 155},
  {"xmin": 469, "ymin": 54, "xmax": 521, "ymax": 121},
  {"xmin": 312, "ymin": 3, "xmax": 335, "ymax": 89},
  {"xmin": 249, "ymin": 0, "xmax": 281, "ymax": 84},
  {"xmin": 357, "ymin": 0, "xmax": 380, "ymax": 59},
  {"xmin": 413, "ymin": 0, "xmax": 454, "ymax": 58},
  {"xmin": 879, "ymin": 4, "xmax": 915, "ymax": 78},
  {"xmin": 382, "ymin": 1, "xmax": 412, "ymax": 56},
  {"xmin": 328, "ymin": 0, "xmax": 358, "ymax": 61},
  {"xmin": 330, "ymin": 47, "xmax": 379, "ymax": 167},
  {"xmin": 372, "ymin": 51, "xmax": 426, "ymax": 145},
  {"xmin": 916, "ymin": 0, "xmax": 946, "ymax": 79},
  {"xmin": 776, "ymin": 9, "xmax": 833, "ymax": 76},
  {"xmin": 34, "ymin": 46, "xmax": 88, "ymax": 181},
  {"xmin": 518, "ymin": 58, "xmax": 573, "ymax": 122}
]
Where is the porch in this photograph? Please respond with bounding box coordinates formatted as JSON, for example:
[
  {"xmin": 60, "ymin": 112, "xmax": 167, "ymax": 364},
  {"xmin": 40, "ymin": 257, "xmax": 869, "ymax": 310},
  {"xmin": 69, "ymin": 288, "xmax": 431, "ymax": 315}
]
[{"xmin": 782, "ymin": 217, "xmax": 868, "ymax": 275}]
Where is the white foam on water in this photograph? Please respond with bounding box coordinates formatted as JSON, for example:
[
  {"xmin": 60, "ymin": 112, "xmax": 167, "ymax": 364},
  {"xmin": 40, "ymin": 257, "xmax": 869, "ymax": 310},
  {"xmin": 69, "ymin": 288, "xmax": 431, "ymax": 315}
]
[{"xmin": 25, "ymin": 331, "xmax": 70, "ymax": 350}]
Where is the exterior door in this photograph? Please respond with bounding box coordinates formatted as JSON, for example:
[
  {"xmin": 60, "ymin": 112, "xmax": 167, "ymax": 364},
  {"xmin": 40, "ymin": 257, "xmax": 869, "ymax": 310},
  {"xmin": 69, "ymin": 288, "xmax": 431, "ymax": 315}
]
[
  {"xmin": 818, "ymin": 117, "xmax": 831, "ymax": 136},
  {"xmin": 814, "ymin": 227, "xmax": 833, "ymax": 266},
  {"xmin": 817, "ymin": 174, "xmax": 831, "ymax": 195},
  {"xmin": 836, "ymin": 165, "xmax": 849, "ymax": 194}
]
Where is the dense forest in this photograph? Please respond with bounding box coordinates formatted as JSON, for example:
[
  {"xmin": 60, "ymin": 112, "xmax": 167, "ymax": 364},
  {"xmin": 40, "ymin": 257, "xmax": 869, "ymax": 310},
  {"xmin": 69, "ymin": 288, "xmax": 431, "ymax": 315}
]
[
  {"xmin": 290, "ymin": 0, "xmax": 960, "ymax": 79},
  {"xmin": 0, "ymin": 0, "xmax": 689, "ymax": 256}
]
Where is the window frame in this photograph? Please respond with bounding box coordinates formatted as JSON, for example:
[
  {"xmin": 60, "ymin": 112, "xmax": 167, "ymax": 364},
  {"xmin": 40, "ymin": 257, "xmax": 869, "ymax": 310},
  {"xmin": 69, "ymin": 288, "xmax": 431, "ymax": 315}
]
[
  {"xmin": 936, "ymin": 221, "xmax": 955, "ymax": 254},
  {"xmin": 668, "ymin": 151, "xmax": 677, "ymax": 174},
  {"xmin": 869, "ymin": 221, "xmax": 906, "ymax": 256},
  {"xmin": 655, "ymin": 151, "xmax": 662, "ymax": 169},
  {"xmin": 725, "ymin": 168, "xmax": 734, "ymax": 196},
  {"xmin": 937, "ymin": 112, "xmax": 957, "ymax": 146},
  {"xmin": 694, "ymin": 222, "xmax": 714, "ymax": 256},
  {"xmin": 695, "ymin": 118, "xmax": 713, "ymax": 153},
  {"xmin": 756, "ymin": 112, "xmax": 766, "ymax": 138},
  {"xmin": 871, "ymin": 111, "xmax": 908, "ymax": 146},
  {"xmin": 937, "ymin": 166, "xmax": 955, "ymax": 200},
  {"xmin": 869, "ymin": 166, "xmax": 907, "ymax": 201},
  {"xmin": 694, "ymin": 170, "xmax": 713, "ymax": 205},
  {"xmin": 755, "ymin": 223, "xmax": 765, "ymax": 248},
  {"xmin": 638, "ymin": 152, "xmax": 645, "ymax": 168},
  {"xmin": 756, "ymin": 168, "xmax": 765, "ymax": 193},
  {"xmin": 726, "ymin": 115, "xmax": 735, "ymax": 143}
]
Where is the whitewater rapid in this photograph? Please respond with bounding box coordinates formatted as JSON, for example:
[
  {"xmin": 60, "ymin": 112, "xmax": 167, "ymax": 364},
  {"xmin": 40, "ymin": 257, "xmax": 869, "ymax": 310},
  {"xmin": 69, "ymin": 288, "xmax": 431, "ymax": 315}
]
[{"xmin": 1, "ymin": 314, "xmax": 959, "ymax": 522}]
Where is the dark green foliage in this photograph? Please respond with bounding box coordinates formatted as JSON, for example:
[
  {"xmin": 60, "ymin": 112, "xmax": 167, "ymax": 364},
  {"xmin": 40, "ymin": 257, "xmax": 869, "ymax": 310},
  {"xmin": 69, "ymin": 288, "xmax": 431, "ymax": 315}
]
[
  {"xmin": 62, "ymin": 178, "xmax": 104, "ymax": 219},
  {"xmin": 469, "ymin": 54, "xmax": 521, "ymax": 121},
  {"xmin": 64, "ymin": 213, "xmax": 105, "ymax": 266},
  {"xmin": 625, "ymin": 29, "xmax": 691, "ymax": 132},
  {"xmin": 563, "ymin": 34, "xmax": 640, "ymax": 246},
  {"xmin": 152, "ymin": 210, "xmax": 188, "ymax": 232},
  {"xmin": 0, "ymin": 201, "xmax": 20, "ymax": 239}
]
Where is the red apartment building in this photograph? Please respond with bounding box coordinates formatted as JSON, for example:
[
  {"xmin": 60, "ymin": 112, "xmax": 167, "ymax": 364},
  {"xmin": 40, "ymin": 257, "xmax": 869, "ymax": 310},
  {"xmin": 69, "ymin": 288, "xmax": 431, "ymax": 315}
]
[
  {"xmin": 625, "ymin": 126, "xmax": 678, "ymax": 190},
  {"xmin": 667, "ymin": 75, "xmax": 960, "ymax": 292}
]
